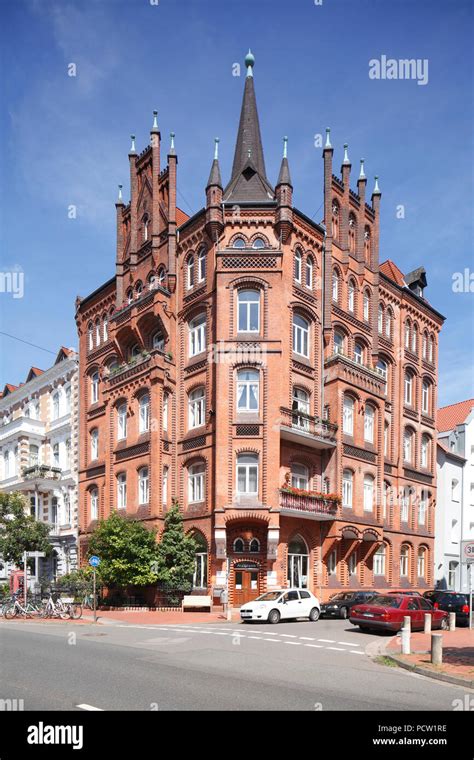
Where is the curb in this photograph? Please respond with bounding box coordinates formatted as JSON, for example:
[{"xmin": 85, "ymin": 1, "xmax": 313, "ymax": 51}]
[{"xmin": 382, "ymin": 652, "xmax": 474, "ymax": 689}]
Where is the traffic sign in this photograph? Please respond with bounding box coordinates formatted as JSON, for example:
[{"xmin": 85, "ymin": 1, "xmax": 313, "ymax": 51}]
[
  {"xmin": 89, "ymin": 555, "xmax": 101, "ymax": 568},
  {"xmin": 461, "ymin": 541, "xmax": 474, "ymax": 564},
  {"xmin": 26, "ymin": 551, "xmax": 46, "ymax": 558}
]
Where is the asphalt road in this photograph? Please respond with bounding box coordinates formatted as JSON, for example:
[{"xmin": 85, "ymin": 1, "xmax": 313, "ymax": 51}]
[{"xmin": 0, "ymin": 617, "xmax": 469, "ymax": 711}]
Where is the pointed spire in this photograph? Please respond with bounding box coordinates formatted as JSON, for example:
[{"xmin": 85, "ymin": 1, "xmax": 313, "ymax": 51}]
[
  {"xmin": 223, "ymin": 50, "xmax": 274, "ymax": 203},
  {"xmin": 207, "ymin": 138, "xmax": 223, "ymax": 189},
  {"xmin": 373, "ymin": 175, "xmax": 381, "ymax": 195},
  {"xmin": 359, "ymin": 158, "xmax": 366, "ymax": 180},
  {"xmin": 117, "ymin": 184, "xmax": 123, "ymax": 203},
  {"xmin": 277, "ymin": 136, "xmax": 292, "ymax": 187},
  {"xmin": 151, "ymin": 110, "xmax": 159, "ymax": 133},
  {"xmin": 342, "ymin": 143, "xmax": 351, "ymax": 165},
  {"xmin": 324, "ymin": 127, "xmax": 332, "ymax": 149},
  {"xmin": 129, "ymin": 134, "xmax": 136, "ymax": 154}
]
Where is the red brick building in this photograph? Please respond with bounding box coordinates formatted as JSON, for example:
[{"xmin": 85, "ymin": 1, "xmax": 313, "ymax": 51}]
[{"xmin": 76, "ymin": 53, "xmax": 444, "ymax": 604}]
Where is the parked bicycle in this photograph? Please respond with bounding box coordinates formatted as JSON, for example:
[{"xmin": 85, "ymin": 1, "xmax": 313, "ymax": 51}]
[
  {"xmin": 41, "ymin": 594, "xmax": 82, "ymax": 620},
  {"xmin": 4, "ymin": 592, "xmax": 42, "ymax": 619}
]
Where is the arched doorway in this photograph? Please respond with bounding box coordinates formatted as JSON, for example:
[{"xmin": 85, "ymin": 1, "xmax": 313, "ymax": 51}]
[
  {"xmin": 287, "ymin": 535, "xmax": 309, "ymax": 588},
  {"xmin": 233, "ymin": 560, "xmax": 260, "ymax": 606}
]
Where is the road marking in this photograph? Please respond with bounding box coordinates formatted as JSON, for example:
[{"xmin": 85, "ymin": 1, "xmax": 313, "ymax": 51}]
[
  {"xmin": 264, "ymin": 638, "xmax": 281, "ymax": 642},
  {"xmin": 317, "ymin": 638, "xmax": 335, "ymax": 643},
  {"xmin": 280, "ymin": 633, "xmax": 297, "ymax": 638},
  {"xmin": 350, "ymin": 650, "xmax": 365, "ymax": 655},
  {"xmin": 337, "ymin": 641, "xmax": 357, "ymax": 646},
  {"xmin": 326, "ymin": 646, "xmax": 345, "ymax": 651},
  {"xmin": 284, "ymin": 641, "xmax": 302, "ymax": 646},
  {"xmin": 299, "ymin": 636, "xmax": 315, "ymax": 641},
  {"xmin": 247, "ymin": 635, "xmax": 263, "ymax": 640},
  {"xmin": 76, "ymin": 704, "xmax": 104, "ymax": 711},
  {"xmin": 305, "ymin": 644, "xmax": 323, "ymax": 648}
]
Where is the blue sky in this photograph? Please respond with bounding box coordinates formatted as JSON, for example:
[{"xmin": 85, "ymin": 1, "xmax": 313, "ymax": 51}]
[{"xmin": 1, "ymin": 0, "xmax": 473, "ymax": 405}]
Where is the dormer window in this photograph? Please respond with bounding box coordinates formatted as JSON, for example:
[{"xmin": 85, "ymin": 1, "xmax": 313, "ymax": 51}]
[
  {"xmin": 252, "ymin": 237, "xmax": 265, "ymax": 250},
  {"xmin": 233, "ymin": 237, "xmax": 245, "ymax": 249}
]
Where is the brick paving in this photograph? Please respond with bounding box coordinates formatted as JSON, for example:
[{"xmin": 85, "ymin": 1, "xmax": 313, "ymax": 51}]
[{"xmin": 387, "ymin": 627, "xmax": 474, "ymax": 683}]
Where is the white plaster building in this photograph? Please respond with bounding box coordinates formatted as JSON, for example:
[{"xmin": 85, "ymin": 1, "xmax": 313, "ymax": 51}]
[
  {"xmin": 436, "ymin": 399, "xmax": 474, "ymax": 592},
  {"xmin": 0, "ymin": 348, "xmax": 79, "ymax": 584}
]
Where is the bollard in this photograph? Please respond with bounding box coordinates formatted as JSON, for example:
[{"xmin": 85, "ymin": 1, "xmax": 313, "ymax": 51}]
[
  {"xmin": 226, "ymin": 605, "xmax": 232, "ymax": 621},
  {"xmin": 401, "ymin": 624, "xmax": 411, "ymax": 654},
  {"xmin": 431, "ymin": 633, "xmax": 443, "ymax": 665},
  {"xmin": 403, "ymin": 615, "xmax": 411, "ymax": 632},
  {"xmin": 424, "ymin": 613, "xmax": 432, "ymax": 633},
  {"xmin": 449, "ymin": 612, "xmax": 456, "ymax": 631}
]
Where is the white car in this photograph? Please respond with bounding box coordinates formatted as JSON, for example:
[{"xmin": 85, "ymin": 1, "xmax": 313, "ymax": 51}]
[{"xmin": 240, "ymin": 588, "xmax": 321, "ymax": 624}]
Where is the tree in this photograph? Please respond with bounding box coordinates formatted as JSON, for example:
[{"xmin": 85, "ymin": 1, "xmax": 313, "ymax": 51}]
[
  {"xmin": 155, "ymin": 500, "xmax": 197, "ymax": 589},
  {"xmin": 0, "ymin": 492, "xmax": 52, "ymax": 567},
  {"xmin": 87, "ymin": 511, "xmax": 159, "ymax": 587}
]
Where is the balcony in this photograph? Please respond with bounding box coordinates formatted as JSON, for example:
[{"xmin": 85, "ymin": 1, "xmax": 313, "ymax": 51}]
[
  {"xmin": 0, "ymin": 416, "xmax": 45, "ymax": 444},
  {"xmin": 279, "ymin": 407, "xmax": 337, "ymax": 450},
  {"xmin": 279, "ymin": 488, "xmax": 339, "ymax": 520},
  {"xmin": 105, "ymin": 349, "xmax": 171, "ymax": 387},
  {"xmin": 22, "ymin": 464, "xmax": 62, "ymax": 481}
]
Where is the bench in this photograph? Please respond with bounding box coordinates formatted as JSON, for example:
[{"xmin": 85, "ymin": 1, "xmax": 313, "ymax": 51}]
[{"xmin": 181, "ymin": 595, "xmax": 212, "ymax": 613}]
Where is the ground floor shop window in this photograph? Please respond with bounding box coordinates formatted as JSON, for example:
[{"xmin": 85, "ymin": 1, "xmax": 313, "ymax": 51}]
[{"xmin": 287, "ymin": 535, "xmax": 309, "ymax": 588}]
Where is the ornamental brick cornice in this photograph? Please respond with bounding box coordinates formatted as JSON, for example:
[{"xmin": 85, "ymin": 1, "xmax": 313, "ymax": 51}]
[{"xmin": 332, "ymin": 305, "xmax": 372, "ymax": 335}]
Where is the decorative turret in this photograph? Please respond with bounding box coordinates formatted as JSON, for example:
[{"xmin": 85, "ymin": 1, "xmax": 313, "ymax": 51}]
[
  {"xmin": 356, "ymin": 159, "xmax": 367, "ymax": 264},
  {"xmin": 150, "ymin": 110, "xmax": 162, "ymax": 253},
  {"xmin": 340, "ymin": 143, "xmax": 351, "ymax": 260},
  {"xmin": 167, "ymin": 132, "xmax": 177, "ymax": 284},
  {"xmin": 206, "ymin": 138, "xmax": 224, "ymax": 241},
  {"xmin": 128, "ymin": 134, "xmax": 138, "ymax": 267},
  {"xmin": 275, "ymin": 137, "xmax": 293, "ymax": 243},
  {"xmin": 115, "ymin": 183, "xmax": 125, "ymax": 306},
  {"xmin": 322, "ymin": 128, "xmax": 334, "ymax": 334}
]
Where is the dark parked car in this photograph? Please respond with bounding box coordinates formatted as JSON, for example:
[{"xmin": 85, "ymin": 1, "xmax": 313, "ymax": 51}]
[
  {"xmin": 350, "ymin": 594, "xmax": 448, "ymax": 633},
  {"xmin": 320, "ymin": 591, "xmax": 379, "ymax": 619},
  {"xmin": 385, "ymin": 590, "xmax": 422, "ymax": 597},
  {"xmin": 423, "ymin": 590, "xmax": 473, "ymax": 626}
]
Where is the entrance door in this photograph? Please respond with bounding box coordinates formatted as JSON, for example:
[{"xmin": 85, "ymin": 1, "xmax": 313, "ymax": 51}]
[{"xmin": 234, "ymin": 570, "xmax": 259, "ymax": 606}]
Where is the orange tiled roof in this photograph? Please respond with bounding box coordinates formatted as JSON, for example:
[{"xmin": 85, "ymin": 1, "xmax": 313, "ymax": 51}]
[
  {"xmin": 59, "ymin": 347, "xmax": 74, "ymax": 357},
  {"xmin": 380, "ymin": 259, "xmax": 406, "ymax": 287},
  {"xmin": 29, "ymin": 367, "xmax": 43, "ymax": 377},
  {"xmin": 176, "ymin": 207, "xmax": 190, "ymax": 227},
  {"xmin": 437, "ymin": 399, "xmax": 474, "ymax": 432}
]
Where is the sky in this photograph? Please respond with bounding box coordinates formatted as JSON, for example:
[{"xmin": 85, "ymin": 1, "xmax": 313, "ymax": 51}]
[{"xmin": 0, "ymin": 0, "xmax": 473, "ymax": 405}]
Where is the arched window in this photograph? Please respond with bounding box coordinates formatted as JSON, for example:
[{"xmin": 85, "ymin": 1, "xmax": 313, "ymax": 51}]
[
  {"xmin": 95, "ymin": 319, "xmax": 101, "ymax": 346},
  {"xmin": 364, "ymin": 403, "xmax": 375, "ymax": 443},
  {"xmin": 139, "ymin": 394, "xmax": 150, "ymax": 433},
  {"xmin": 404, "ymin": 371, "xmax": 413, "ymax": 405},
  {"xmin": 405, "ymin": 320, "xmax": 411, "ymax": 349},
  {"xmin": 294, "ymin": 249, "xmax": 302, "ymax": 283},
  {"xmin": 198, "ymin": 248, "xmax": 206, "ymax": 282},
  {"xmin": 162, "ymin": 392, "xmax": 169, "ymax": 432},
  {"xmin": 103, "ymin": 314, "xmax": 108, "ymax": 342},
  {"xmin": 429, "ymin": 335, "xmax": 434, "ymax": 363},
  {"xmin": 348, "ymin": 280, "xmax": 355, "ymax": 312},
  {"xmin": 189, "ymin": 313, "xmax": 206, "ymax": 357},
  {"xmin": 401, "ymin": 486, "xmax": 410, "ymax": 522},
  {"xmin": 305, "ymin": 256, "xmax": 313, "ymax": 289},
  {"xmin": 417, "ymin": 547, "xmax": 426, "ymax": 578},
  {"xmin": 293, "ymin": 314, "xmax": 309, "ymax": 357},
  {"xmin": 418, "ymin": 490, "xmax": 428, "ymax": 526},
  {"xmin": 187, "ymin": 254, "xmax": 195, "ymax": 289},
  {"xmin": 188, "ymin": 387, "xmax": 205, "ymax": 429},
  {"xmin": 117, "ymin": 472, "xmax": 127, "ymax": 509},
  {"xmin": 90, "ymin": 428, "xmax": 99, "ymax": 461},
  {"xmin": 383, "ymin": 481, "xmax": 390, "ymax": 519},
  {"xmin": 412, "ymin": 324, "xmax": 418, "ymax": 354},
  {"xmin": 52, "ymin": 391, "xmax": 60, "ymax": 420},
  {"xmin": 287, "ymin": 535, "xmax": 309, "ymax": 588},
  {"xmin": 348, "ymin": 214, "xmax": 356, "ymax": 254},
  {"xmin": 65, "ymin": 438, "xmax": 71, "ymax": 469},
  {"xmin": 400, "ymin": 545, "xmax": 409, "ymax": 577},
  {"xmin": 292, "ymin": 387, "xmax": 310, "ymax": 430},
  {"xmin": 384, "ymin": 421, "xmax": 389, "ymax": 457},
  {"xmin": 291, "ymin": 463, "xmax": 309, "ymax": 490},
  {"xmin": 354, "ymin": 341, "xmax": 364, "ymax": 365},
  {"xmin": 342, "ymin": 469, "xmax": 353, "ymax": 508},
  {"xmin": 162, "ymin": 466, "xmax": 168, "ymax": 505},
  {"xmin": 332, "ymin": 269, "xmax": 339, "ymax": 302},
  {"xmin": 193, "ymin": 533, "xmax": 208, "ymax": 588},
  {"xmin": 377, "ymin": 359, "xmax": 388, "ymax": 395},
  {"xmin": 236, "ymin": 453, "xmax": 258, "ymax": 495},
  {"xmin": 374, "ymin": 544, "xmax": 386, "ymax": 576},
  {"xmin": 158, "ymin": 266, "xmax": 166, "ymax": 285},
  {"xmin": 252, "ymin": 237, "xmax": 265, "ymax": 250},
  {"xmin": 364, "ymin": 226, "xmax": 371, "ymax": 262},
  {"xmin": 236, "ymin": 369, "xmax": 259, "ymax": 412},
  {"xmin": 143, "ymin": 215, "xmax": 149, "ymax": 242},
  {"xmin": 88, "ymin": 323, "xmax": 93, "ymax": 351},
  {"xmin": 378, "ymin": 304, "xmax": 384, "ymax": 334},
  {"xmin": 91, "ymin": 372, "xmax": 99, "ymax": 404},
  {"xmin": 53, "ymin": 442, "xmax": 60, "ymax": 467},
  {"xmin": 135, "ymin": 281, "xmax": 143, "ymax": 298},
  {"xmin": 188, "ymin": 463, "xmax": 205, "ymax": 503},
  {"xmin": 363, "ymin": 290, "xmax": 370, "ymax": 322},
  {"xmin": 331, "ymin": 200, "xmax": 340, "ymax": 241},
  {"xmin": 126, "ymin": 289, "xmax": 133, "ymax": 305},
  {"xmin": 130, "ymin": 344, "xmax": 141, "ymax": 359},
  {"xmin": 249, "ymin": 538, "xmax": 260, "ymax": 553},
  {"xmin": 238, "ymin": 290, "xmax": 260, "ymax": 333},
  {"xmin": 333, "ymin": 330, "xmax": 344, "ymax": 355},
  {"xmin": 233, "ymin": 237, "xmax": 246, "ymax": 249},
  {"xmin": 422, "ymin": 331, "xmax": 428, "ymax": 359},
  {"xmin": 422, "ymin": 380, "xmax": 430, "ymax": 414},
  {"xmin": 363, "ymin": 474, "xmax": 374, "ymax": 512},
  {"xmin": 90, "ymin": 488, "xmax": 98, "ymax": 521},
  {"xmin": 348, "ymin": 550, "xmax": 358, "ymax": 576},
  {"xmin": 117, "ymin": 404, "xmax": 127, "ymax": 440},
  {"xmin": 403, "ymin": 428, "xmax": 414, "ymax": 463},
  {"xmin": 29, "ymin": 444, "xmax": 39, "ymax": 466},
  {"xmin": 343, "ymin": 395, "xmax": 354, "ymax": 435},
  {"xmin": 421, "ymin": 434, "xmax": 430, "ymax": 469},
  {"xmin": 152, "ymin": 330, "xmax": 165, "ymax": 351},
  {"xmin": 385, "ymin": 308, "xmax": 392, "ymax": 339},
  {"xmin": 233, "ymin": 537, "xmax": 245, "ymax": 552},
  {"xmin": 138, "ymin": 467, "xmax": 149, "ymax": 505}
]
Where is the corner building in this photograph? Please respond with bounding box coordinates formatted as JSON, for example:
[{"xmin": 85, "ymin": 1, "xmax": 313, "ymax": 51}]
[{"xmin": 76, "ymin": 54, "xmax": 444, "ymax": 604}]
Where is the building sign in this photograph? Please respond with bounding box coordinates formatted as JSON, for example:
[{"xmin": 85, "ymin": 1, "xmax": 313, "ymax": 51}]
[
  {"xmin": 234, "ymin": 561, "xmax": 259, "ymax": 570},
  {"xmin": 461, "ymin": 541, "xmax": 474, "ymax": 564}
]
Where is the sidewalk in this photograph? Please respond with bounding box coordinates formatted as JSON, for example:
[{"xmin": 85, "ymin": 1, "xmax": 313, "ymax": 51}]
[
  {"xmin": 84, "ymin": 607, "xmax": 241, "ymax": 626},
  {"xmin": 385, "ymin": 627, "xmax": 474, "ymax": 688}
]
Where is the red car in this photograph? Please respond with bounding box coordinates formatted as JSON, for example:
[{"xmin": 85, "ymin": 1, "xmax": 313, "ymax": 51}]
[{"xmin": 350, "ymin": 594, "xmax": 448, "ymax": 633}]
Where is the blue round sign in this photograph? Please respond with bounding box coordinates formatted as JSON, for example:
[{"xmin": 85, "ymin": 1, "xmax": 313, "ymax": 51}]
[{"xmin": 89, "ymin": 555, "xmax": 101, "ymax": 568}]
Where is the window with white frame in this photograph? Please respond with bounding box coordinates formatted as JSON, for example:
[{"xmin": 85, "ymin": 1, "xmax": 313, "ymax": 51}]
[
  {"xmin": 421, "ymin": 435, "xmax": 430, "ymax": 468},
  {"xmin": 117, "ymin": 473, "xmax": 127, "ymax": 509},
  {"xmin": 430, "ymin": 337, "xmax": 436, "ymax": 366},
  {"xmin": 163, "ymin": 393, "xmax": 169, "ymax": 432},
  {"xmin": 374, "ymin": 544, "xmax": 386, "ymax": 576},
  {"xmin": 91, "ymin": 372, "xmax": 99, "ymax": 404},
  {"xmin": 403, "ymin": 429, "xmax": 413, "ymax": 463},
  {"xmin": 65, "ymin": 385, "xmax": 71, "ymax": 413},
  {"xmin": 152, "ymin": 331, "xmax": 165, "ymax": 351},
  {"xmin": 363, "ymin": 474, "xmax": 374, "ymax": 512},
  {"xmin": 332, "ymin": 270, "xmax": 339, "ymax": 302},
  {"xmin": 363, "ymin": 291, "xmax": 370, "ymax": 321},
  {"xmin": 117, "ymin": 404, "xmax": 127, "ymax": 440},
  {"xmin": 29, "ymin": 444, "xmax": 39, "ymax": 466},
  {"xmin": 236, "ymin": 453, "xmax": 258, "ymax": 495},
  {"xmin": 233, "ymin": 237, "xmax": 245, "ymax": 249},
  {"xmin": 364, "ymin": 404, "xmax": 375, "ymax": 443},
  {"xmin": 385, "ymin": 309, "xmax": 392, "ymax": 338},
  {"xmin": 52, "ymin": 443, "xmax": 60, "ymax": 467},
  {"xmin": 422, "ymin": 332, "xmax": 428, "ymax": 359},
  {"xmin": 333, "ymin": 330, "xmax": 344, "ymax": 355},
  {"xmin": 400, "ymin": 545, "xmax": 409, "ymax": 577},
  {"xmin": 252, "ymin": 237, "xmax": 265, "ymax": 249},
  {"xmin": 238, "ymin": 290, "xmax": 260, "ymax": 333},
  {"xmin": 291, "ymin": 463, "xmax": 309, "ymax": 490},
  {"xmin": 52, "ymin": 391, "xmax": 60, "ymax": 420},
  {"xmin": 88, "ymin": 323, "xmax": 93, "ymax": 350},
  {"xmin": 193, "ymin": 535, "xmax": 208, "ymax": 588},
  {"xmin": 401, "ymin": 486, "xmax": 410, "ymax": 522},
  {"xmin": 189, "ymin": 314, "xmax": 206, "ymax": 356},
  {"xmin": 294, "ymin": 250, "xmax": 302, "ymax": 283},
  {"xmin": 343, "ymin": 395, "xmax": 354, "ymax": 435},
  {"xmin": 3, "ymin": 450, "xmax": 11, "ymax": 478},
  {"xmin": 188, "ymin": 387, "xmax": 205, "ymax": 429},
  {"xmin": 404, "ymin": 372, "xmax": 413, "ymax": 405},
  {"xmin": 292, "ymin": 387, "xmax": 310, "ymax": 429},
  {"xmin": 65, "ymin": 439, "xmax": 71, "ymax": 470},
  {"xmin": 384, "ymin": 421, "xmax": 389, "ymax": 457},
  {"xmin": 139, "ymin": 394, "xmax": 150, "ymax": 433},
  {"xmin": 162, "ymin": 466, "xmax": 168, "ymax": 505},
  {"xmin": 348, "ymin": 551, "xmax": 357, "ymax": 576},
  {"xmin": 348, "ymin": 281, "xmax": 355, "ymax": 312},
  {"xmin": 327, "ymin": 549, "xmax": 337, "ymax": 576},
  {"xmin": 417, "ymin": 547, "xmax": 426, "ymax": 578},
  {"xmin": 198, "ymin": 248, "xmax": 206, "ymax": 282},
  {"xmin": 95, "ymin": 320, "xmax": 101, "ymax": 346},
  {"xmin": 378, "ymin": 304, "xmax": 383, "ymax": 334},
  {"xmin": 138, "ymin": 467, "xmax": 149, "ymax": 505},
  {"xmin": 187, "ymin": 255, "xmax": 195, "ymax": 289},
  {"xmin": 405, "ymin": 321, "xmax": 410, "ymax": 349},
  {"xmin": 236, "ymin": 369, "xmax": 259, "ymax": 412},
  {"xmin": 383, "ymin": 481, "xmax": 390, "ymax": 519},
  {"xmin": 293, "ymin": 314, "xmax": 309, "ymax": 357},
  {"xmin": 188, "ymin": 463, "xmax": 205, "ymax": 503},
  {"xmin": 90, "ymin": 428, "xmax": 99, "ymax": 461},
  {"xmin": 354, "ymin": 342, "xmax": 363, "ymax": 365},
  {"xmin": 412, "ymin": 324, "xmax": 418, "ymax": 353},
  {"xmin": 422, "ymin": 381, "xmax": 430, "ymax": 414},
  {"xmin": 342, "ymin": 469, "xmax": 353, "ymax": 508},
  {"xmin": 90, "ymin": 488, "xmax": 98, "ymax": 520},
  {"xmin": 103, "ymin": 314, "xmax": 108, "ymax": 342},
  {"xmin": 305, "ymin": 257, "xmax": 313, "ymax": 289},
  {"xmin": 418, "ymin": 490, "xmax": 427, "ymax": 525}
]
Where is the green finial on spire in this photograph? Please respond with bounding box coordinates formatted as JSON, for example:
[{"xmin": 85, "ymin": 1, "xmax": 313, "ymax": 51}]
[
  {"xmin": 245, "ymin": 49, "xmax": 255, "ymax": 77},
  {"xmin": 170, "ymin": 132, "xmax": 175, "ymax": 153},
  {"xmin": 283, "ymin": 136, "xmax": 288, "ymax": 159},
  {"xmin": 325, "ymin": 128, "xmax": 332, "ymax": 149},
  {"xmin": 359, "ymin": 159, "xmax": 366, "ymax": 179},
  {"xmin": 373, "ymin": 175, "xmax": 381, "ymax": 194},
  {"xmin": 152, "ymin": 110, "xmax": 158, "ymax": 131},
  {"xmin": 118, "ymin": 184, "xmax": 123, "ymax": 201},
  {"xmin": 214, "ymin": 137, "xmax": 220, "ymax": 160},
  {"xmin": 343, "ymin": 143, "xmax": 350, "ymax": 165},
  {"xmin": 129, "ymin": 134, "xmax": 136, "ymax": 153}
]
